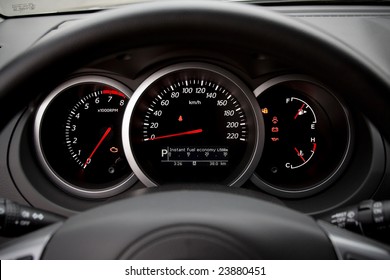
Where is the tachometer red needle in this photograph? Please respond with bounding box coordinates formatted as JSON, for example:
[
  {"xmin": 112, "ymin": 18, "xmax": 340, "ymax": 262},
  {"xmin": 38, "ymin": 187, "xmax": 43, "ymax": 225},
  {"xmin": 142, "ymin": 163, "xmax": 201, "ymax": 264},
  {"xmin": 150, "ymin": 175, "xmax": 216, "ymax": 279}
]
[
  {"xmin": 294, "ymin": 104, "xmax": 306, "ymax": 120},
  {"xmin": 145, "ymin": 128, "xmax": 203, "ymax": 141},
  {"xmin": 83, "ymin": 127, "xmax": 112, "ymax": 169},
  {"xmin": 294, "ymin": 147, "xmax": 306, "ymax": 163}
]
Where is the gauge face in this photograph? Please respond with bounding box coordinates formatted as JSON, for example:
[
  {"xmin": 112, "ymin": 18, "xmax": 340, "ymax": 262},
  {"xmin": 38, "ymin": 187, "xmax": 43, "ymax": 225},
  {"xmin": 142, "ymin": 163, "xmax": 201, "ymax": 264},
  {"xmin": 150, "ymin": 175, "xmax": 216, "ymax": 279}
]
[
  {"xmin": 123, "ymin": 63, "xmax": 264, "ymax": 187},
  {"xmin": 35, "ymin": 76, "xmax": 137, "ymax": 198},
  {"xmin": 252, "ymin": 76, "xmax": 351, "ymax": 197},
  {"xmin": 64, "ymin": 89, "xmax": 127, "ymax": 175},
  {"xmin": 273, "ymin": 96, "xmax": 317, "ymax": 170}
]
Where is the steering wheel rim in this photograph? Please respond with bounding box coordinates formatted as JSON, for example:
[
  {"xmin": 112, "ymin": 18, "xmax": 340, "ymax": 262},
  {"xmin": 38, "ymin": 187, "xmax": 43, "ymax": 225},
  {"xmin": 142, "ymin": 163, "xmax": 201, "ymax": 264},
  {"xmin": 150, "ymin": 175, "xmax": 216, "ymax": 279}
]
[
  {"xmin": 1, "ymin": 1, "xmax": 389, "ymax": 134},
  {"xmin": 1, "ymin": 0, "xmax": 390, "ymax": 259}
]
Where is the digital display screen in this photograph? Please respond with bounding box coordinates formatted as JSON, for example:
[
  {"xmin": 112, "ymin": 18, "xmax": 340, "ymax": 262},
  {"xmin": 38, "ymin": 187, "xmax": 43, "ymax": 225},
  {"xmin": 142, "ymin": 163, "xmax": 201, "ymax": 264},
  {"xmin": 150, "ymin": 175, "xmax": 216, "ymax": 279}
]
[{"xmin": 161, "ymin": 146, "xmax": 229, "ymax": 167}]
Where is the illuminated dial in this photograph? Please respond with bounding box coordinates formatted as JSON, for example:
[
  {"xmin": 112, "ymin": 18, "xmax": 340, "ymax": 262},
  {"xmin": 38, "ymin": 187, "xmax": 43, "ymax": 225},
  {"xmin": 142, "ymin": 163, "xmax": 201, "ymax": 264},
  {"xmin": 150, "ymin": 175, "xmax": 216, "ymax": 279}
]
[
  {"xmin": 252, "ymin": 76, "xmax": 351, "ymax": 197},
  {"xmin": 279, "ymin": 96, "xmax": 317, "ymax": 170},
  {"xmin": 35, "ymin": 76, "xmax": 137, "ymax": 198},
  {"xmin": 64, "ymin": 89, "xmax": 128, "ymax": 175},
  {"xmin": 123, "ymin": 63, "xmax": 264, "ymax": 187}
]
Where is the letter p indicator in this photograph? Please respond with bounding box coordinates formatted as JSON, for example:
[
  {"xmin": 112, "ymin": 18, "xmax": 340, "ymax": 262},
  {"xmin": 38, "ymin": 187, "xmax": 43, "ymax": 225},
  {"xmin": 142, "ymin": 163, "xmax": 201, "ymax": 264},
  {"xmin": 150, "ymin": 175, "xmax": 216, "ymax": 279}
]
[{"xmin": 161, "ymin": 149, "xmax": 168, "ymax": 158}]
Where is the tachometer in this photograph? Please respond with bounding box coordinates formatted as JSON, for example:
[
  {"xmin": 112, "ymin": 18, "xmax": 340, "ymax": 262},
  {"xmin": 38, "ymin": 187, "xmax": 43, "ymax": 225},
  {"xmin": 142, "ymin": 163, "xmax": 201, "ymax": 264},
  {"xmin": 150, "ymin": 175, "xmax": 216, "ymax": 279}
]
[
  {"xmin": 123, "ymin": 63, "xmax": 264, "ymax": 187},
  {"xmin": 35, "ymin": 76, "xmax": 137, "ymax": 198}
]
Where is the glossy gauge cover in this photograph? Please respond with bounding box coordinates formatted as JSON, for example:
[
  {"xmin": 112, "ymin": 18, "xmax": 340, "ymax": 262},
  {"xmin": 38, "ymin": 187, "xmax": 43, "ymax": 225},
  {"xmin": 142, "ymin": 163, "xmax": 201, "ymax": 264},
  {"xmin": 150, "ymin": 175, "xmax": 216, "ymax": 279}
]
[
  {"xmin": 34, "ymin": 76, "xmax": 137, "ymax": 198},
  {"xmin": 123, "ymin": 63, "xmax": 264, "ymax": 187},
  {"xmin": 252, "ymin": 75, "xmax": 352, "ymax": 198}
]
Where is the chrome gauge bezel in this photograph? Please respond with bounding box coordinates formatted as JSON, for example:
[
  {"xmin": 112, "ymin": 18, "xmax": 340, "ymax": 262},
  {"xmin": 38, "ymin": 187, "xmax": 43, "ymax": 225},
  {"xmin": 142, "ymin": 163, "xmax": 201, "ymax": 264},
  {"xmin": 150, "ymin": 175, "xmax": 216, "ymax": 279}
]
[
  {"xmin": 122, "ymin": 63, "xmax": 264, "ymax": 187},
  {"xmin": 251, "ymin": 75, "xmax": 352, "ymax": 198},
  {"xmin": 34, "ymin": 75, "xmax": 137, "ymax": 199}
]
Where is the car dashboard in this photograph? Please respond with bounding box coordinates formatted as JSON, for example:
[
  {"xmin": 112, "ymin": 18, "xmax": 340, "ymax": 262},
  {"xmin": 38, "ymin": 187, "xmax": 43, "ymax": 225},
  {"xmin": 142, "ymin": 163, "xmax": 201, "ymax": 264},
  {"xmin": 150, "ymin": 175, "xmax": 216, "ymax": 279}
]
[{"xmin": 0, "ymin": 2, "xmax": 390, "ymax": 252}]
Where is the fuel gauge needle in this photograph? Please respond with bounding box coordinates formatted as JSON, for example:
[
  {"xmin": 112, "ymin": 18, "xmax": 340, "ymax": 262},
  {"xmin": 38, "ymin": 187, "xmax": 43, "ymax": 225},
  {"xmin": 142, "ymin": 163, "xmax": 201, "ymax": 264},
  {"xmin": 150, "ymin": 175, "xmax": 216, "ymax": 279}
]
[
  {"xmin": 83, "ymin": 127, "xmax": 112, "ymax": 169},
  {"xmin": 294, "ymin": 104, "xmax": 306, "ymax": 120}
]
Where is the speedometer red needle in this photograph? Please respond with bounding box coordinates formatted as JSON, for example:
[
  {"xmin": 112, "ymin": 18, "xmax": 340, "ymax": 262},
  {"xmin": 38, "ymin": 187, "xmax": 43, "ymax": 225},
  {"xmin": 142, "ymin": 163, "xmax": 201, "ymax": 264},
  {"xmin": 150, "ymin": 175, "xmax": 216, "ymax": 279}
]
[
  {"xmin": 146, "ymin": 128, "xmax": 203, "ymax": 141},
  {"xmin": 294, "ymin": 104, "xmax": 306, "ymax": 120},
  {"xmin": 83, "ymin": 127, "xmax": 112, "ymax": 169}
]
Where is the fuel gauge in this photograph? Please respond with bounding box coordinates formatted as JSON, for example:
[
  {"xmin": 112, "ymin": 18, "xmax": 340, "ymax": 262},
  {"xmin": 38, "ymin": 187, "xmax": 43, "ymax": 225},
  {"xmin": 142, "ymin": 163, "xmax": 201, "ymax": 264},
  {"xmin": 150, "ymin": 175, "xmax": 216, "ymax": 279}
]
[
  {"xmin": 281, "ymin": 96, "xmax": 317, "ymax": 170},
  {"xmin": 252, "ymin": 75, "xmax": 351, "ymax": 197}
]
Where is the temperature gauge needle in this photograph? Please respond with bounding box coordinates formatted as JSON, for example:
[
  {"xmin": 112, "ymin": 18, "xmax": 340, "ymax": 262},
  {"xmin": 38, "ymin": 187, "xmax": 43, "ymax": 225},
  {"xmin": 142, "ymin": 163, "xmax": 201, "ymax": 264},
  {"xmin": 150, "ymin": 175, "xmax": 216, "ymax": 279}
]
[
  {"xmin": 145, "ymin": 128, "xmax": 203, "ymax": 141},
  {"xmin": 294, "ymin": 147, "xmax": 306, "ymax": 163},
  {"xmin": 83, "ymin": 127, "xmax": 112, "ymax": 169}
]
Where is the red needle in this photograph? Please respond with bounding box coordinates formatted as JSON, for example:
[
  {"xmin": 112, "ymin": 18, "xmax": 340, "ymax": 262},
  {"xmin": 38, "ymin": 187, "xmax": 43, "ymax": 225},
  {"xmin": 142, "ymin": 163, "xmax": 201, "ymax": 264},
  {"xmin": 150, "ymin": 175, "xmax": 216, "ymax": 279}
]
[
  {"xmin": 145, "ymin": 128, "xmax": 203, "ymax": 141},
  {"xmin": 83, "ymin": 127, "xmax": 112, "ymax": 169},
  {"xmin": 294, "ymin": 147, "xmax": 306, "ymax": 163},
  {"xmin": 294, "ymin": 104, "xmax": 306, "ymax": 120}
]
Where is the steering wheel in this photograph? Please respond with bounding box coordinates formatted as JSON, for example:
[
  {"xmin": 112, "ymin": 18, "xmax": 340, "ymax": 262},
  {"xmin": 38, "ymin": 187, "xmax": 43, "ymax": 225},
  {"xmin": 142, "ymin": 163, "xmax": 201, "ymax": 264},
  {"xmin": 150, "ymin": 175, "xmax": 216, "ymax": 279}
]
[{"xmin": 1, "ymin": 0, "xmax": 390, "ymax": 259}]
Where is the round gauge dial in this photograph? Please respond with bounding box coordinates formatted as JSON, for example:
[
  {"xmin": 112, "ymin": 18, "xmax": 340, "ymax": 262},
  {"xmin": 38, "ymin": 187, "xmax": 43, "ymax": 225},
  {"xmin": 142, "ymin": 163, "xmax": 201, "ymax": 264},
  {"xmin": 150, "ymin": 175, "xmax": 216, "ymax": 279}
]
[
  {"xmin": 64, "ymin": 89, "xmax": 127, "ymax": 174},
  {"xmin": 277, "ymin": 96, "xmax": 317, "ymax": 170},
  {"xmin": 252, "ymin": 75, "xmax": 351, "ymax": 197},
  {"xmin": 123, "ymin": 63, "xmax": 264, "ymax": 187},
  {"xmin": 35, "ymin": 76, "xmax": 137, "ymax": 198}
]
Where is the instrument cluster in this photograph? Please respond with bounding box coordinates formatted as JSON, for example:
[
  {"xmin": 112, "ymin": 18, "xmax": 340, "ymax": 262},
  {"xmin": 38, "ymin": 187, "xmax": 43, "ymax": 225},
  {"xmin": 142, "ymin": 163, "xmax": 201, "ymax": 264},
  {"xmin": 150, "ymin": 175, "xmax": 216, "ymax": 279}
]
[{"xmin": 34, "ymin": 63, "xmax": 351, "ymax": 199}]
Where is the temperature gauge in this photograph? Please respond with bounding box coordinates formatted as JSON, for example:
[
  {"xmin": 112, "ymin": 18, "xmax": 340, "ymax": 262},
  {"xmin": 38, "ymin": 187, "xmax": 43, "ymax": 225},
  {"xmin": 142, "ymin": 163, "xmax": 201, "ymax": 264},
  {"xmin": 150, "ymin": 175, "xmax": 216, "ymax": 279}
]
[
  {"xmin": 252, "ymin": 76, "xmax": 351, "ymax": 197},
  {"xmin": 280, "ymin": 97, "xmax": 317, "ymax": 170}
]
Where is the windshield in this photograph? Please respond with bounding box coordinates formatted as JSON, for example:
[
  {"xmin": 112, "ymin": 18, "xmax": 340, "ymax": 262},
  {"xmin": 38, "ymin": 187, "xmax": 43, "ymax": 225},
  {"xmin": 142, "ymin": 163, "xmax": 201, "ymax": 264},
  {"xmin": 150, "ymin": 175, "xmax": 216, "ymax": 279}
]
[
  {"xmin": 4, "ymin": 0, "xmax": 373, "ymax": 17},
  {"xmin": 0, "ymin": 0, "xmax": 144, "ymax": 17},
  {"xmin": 0, "ymin": 0, "xmax": 259, "ymax": 17}
]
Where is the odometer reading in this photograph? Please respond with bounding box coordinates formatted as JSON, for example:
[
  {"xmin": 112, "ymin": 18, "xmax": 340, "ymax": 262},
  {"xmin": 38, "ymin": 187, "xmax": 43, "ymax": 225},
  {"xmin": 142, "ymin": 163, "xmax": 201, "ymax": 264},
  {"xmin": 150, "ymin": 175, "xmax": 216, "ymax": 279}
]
[
  {"xmin": 123, "ymin": 64, "xmax": 263, "ymax": 187},
  {"xmin": 161, "ymin": 146, "xmax": 229, "ymax": 167}
]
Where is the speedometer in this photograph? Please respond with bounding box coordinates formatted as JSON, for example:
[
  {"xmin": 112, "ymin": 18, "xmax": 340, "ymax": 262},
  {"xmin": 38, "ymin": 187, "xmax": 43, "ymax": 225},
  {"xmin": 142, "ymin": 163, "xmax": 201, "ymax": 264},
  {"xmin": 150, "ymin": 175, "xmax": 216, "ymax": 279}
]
[{"xmin": 123, "ymin": 63, "xmax": 264, "ymax": 187}]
